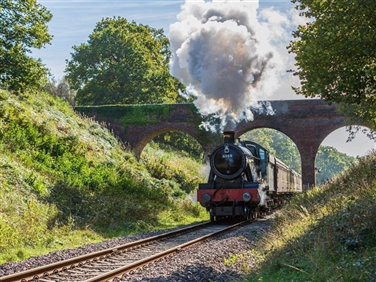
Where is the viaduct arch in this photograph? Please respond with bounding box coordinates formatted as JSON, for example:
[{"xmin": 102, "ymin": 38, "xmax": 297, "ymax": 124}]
[{"xmin": 75, "ymin": 99, "xmax": 354, "ymax": 190}]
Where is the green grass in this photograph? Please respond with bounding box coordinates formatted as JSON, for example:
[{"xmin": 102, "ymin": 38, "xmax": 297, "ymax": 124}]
[
  {"xmin": 140, "ymin": 141, "xmax": 207, "ymax": 195},
  {"xmin": 242, "ymin": 153, "xmax": 376, "ymax": 281},
  {"xmin": 0, "ymin": 89, "xmax": 208, "ymax": 263}
]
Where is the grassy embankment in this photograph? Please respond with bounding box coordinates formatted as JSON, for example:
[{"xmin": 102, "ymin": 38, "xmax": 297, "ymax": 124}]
[
  {"xmin": 236, "ymin": 152, "xmax": 376, "ymax": 281},
  {"xmin": 0, "ymin": 90, "xmax": 208, "ymax": 263}
]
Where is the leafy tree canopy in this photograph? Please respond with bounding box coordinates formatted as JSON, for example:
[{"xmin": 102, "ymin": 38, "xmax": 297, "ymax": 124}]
[
  {"xmin": 42, "ymin": 76, "xmax": 76, "ymax": 106},
  {"xmin": 288, "ymin": 0, "xmax": 376, "ymax": 129},
  {"xmin": 152, "ymin": 131, "xmax": 204, "ymax": 161},
  {"xmin": 65, "ymin": 17, "xmax": 185, "ymax": 105},
  {"xmin": 0, "ymin": 0, "xmax": 52, "ymax": 92},
  {"xmin": 315, "ymin": 145, "xmax": 355, "ymax": 184}
]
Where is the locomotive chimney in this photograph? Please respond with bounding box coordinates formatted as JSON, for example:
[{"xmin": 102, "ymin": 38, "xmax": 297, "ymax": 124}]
[{"xmin": 223, "ymin": 131, "xmax": 235, "ymax": 144}]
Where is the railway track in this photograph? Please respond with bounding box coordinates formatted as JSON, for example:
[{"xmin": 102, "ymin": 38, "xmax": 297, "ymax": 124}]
[{"xmin": 0, "ymin": 220, "xmax": 249, "ymax": 282}]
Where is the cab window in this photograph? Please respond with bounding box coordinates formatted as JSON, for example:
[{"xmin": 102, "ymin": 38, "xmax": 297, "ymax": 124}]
[
  {"xmin": 259, "ymin": 149, "xmax": 265, "ymax": 160},
  {"xmin": 259, "ymin": 148, "xmax": 267, "ymax": 176},
  {"xmin": 247, "ymin": 145, "xmax": 256, "ymax": 156}
]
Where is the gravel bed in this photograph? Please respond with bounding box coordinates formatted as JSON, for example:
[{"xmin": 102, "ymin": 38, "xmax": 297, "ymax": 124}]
[
  {"xmin": 119, "ymin": 217, "xmax": 271, "ymax": 282},
  {"xmin": 0, "ymin": 217, "xmax": 272, "ymax": 281}
]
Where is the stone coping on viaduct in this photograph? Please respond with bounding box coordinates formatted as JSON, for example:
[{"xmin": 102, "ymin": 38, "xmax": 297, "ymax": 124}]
[{"xmin": 75, "ymin": 99, "xmax": 351, "ymax": 190}]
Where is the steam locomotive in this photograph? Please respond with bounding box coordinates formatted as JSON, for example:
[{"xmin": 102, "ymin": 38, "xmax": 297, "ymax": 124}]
[{"xmin": 197, "ymin": 131, "xmax": 302, "ymax": 221}]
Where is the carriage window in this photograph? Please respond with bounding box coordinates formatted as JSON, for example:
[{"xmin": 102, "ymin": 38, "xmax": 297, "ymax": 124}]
[
  {"xmin": 259, "ymin": 149, "xmax": 265, "ymax": 160},
  {"xmin": 259, "ymin": 148, "xmax": 266, "ymax": 176}
]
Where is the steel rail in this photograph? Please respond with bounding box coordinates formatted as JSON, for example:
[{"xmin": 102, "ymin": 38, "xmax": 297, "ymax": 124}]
[
  {"xmin": 83, "ymin": 220, "xmax": 248, "ymax": 282},
  {"xmin": 0, "ymin": 221, "xmax": 212, "ymax": 282}
]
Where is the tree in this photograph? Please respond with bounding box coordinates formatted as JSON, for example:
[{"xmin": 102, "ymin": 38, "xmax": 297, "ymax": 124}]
[
  {"xmin": 288, "ymin": 0, "xmax": 376, "ymax": 129},
  {"xmin": 65, "ymin": 17, "xmax": 184, "ymax": 105},
  {"xmin": 57, "ymin": 77, "xmax": 76, "ymax": 106},
  {"xmin": 0, "ymin": 0, "xmax": 52, "ymax": 92},
  {"xmin": 315, "ymin": 146, "xmax": 355, "ymax": 184},
  {"xmin": 153, "ymin": 131, "xmax": 204, "ymax": 161},
  {"xmin": 41, "ymin": 76, "xmax": 58, "ymax": 96},
  {"xmin": 42, "ymin": 76, "xmax": 76, "ymax": 106}
]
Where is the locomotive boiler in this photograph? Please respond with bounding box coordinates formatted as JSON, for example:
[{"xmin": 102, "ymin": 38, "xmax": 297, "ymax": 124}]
[{"xmin": 197, "ymin": 131, "xmax": 302, "ymax": 221}]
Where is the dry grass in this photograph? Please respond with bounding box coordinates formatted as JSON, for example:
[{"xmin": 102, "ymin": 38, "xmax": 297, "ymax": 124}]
[{"xmin": 245, "ymin": 153, "xmax": 376, "ymax": 281}]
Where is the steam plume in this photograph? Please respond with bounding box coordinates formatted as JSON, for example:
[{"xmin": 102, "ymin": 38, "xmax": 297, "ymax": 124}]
[{"xmin": 169, "ymin": 0, "xmax": 285, "ymax": 131}]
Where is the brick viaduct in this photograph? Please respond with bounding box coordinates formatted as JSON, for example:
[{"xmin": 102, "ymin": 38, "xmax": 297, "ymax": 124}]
[{"xmin": 75, "ymin": 99, "xmax": 354, "ymax": 190}]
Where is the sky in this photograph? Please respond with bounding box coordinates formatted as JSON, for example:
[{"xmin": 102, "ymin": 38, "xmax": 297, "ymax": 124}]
[{"xmin": 31, "ymin": 0, "xmax": 375, "ymax": 157}]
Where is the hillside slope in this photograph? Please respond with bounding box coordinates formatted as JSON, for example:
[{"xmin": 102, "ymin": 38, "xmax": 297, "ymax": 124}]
[
  {"xmin": 245, "ymin": 152, "xmax": 376, "ymax": 281},
  {"xmin": 0, "ymin": 90, "xmax": 205, "ymax": 263}
]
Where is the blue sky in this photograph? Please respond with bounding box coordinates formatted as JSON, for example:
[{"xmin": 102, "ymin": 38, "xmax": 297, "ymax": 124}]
[
  {"xmin": 31, "ymin": 0, "xmax": 375, "ymax": 156},
  {"xmin": 34, "ymin": 0, "xmax": 295, "ymax": 82}
]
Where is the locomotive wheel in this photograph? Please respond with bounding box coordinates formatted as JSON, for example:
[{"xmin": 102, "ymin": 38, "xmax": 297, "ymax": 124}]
[
  {"xmin": 210, "ymin": 214, "xmax": 216, "ymax": 222},
  {"xmin": 251, "ymin": 211, "xmax": 256, "ymax": 220},
  {"xmin": 253, "ymin": 208, "xmax": 260, "ymax": 219},
  {"xmin": 243, "ymin": 207, "xmax": 252, "ymax": 221},
  {"xmin": 248, "ymin": 209, "xmax": 253, "ymax": 220}
]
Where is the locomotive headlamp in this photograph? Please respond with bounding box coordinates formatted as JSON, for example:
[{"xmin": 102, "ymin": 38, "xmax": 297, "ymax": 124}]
[
  {"xmin": 201, "ymin": 193, "xmax": 211, "ymax": 207},
  {"xmin": 242, "ymin": 192, "xmax": 251, "ymax": 202}
]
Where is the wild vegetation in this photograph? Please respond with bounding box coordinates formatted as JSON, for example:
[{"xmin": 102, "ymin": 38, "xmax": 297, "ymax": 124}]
[
  {"xmin": 288, "ymin": 0, "xmax": 376, "ymax": 138},
  {"xmin": 141, "ymin": 139, "xmax": 205, "ymax": 197},
  {"xmin": 242, "ymin": 152, "xmax": 376, "ymax": 281},
  {"xmin": 315, "ymin": 146, "xmax": 356, "ymax": 185},
  {"xmin": 0, "ymin": 89, "xmax": 207, "ymax": 263}
]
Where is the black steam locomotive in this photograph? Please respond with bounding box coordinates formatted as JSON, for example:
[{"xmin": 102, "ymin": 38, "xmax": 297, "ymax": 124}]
[{"xmin": 197, "ymin": 131, "xmax": 302, "ymax": 221}]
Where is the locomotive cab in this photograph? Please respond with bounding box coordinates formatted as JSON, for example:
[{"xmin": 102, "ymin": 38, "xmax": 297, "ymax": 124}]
[
  {"xmin": 242, "ymin": 141, "xmax": 277, "ymax": 192},
  {"xmin": 242, "ymin": 141, "xmax": 269, "ymax": 179}
]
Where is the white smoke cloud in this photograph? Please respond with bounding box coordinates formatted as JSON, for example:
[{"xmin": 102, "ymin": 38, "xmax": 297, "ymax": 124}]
[{"xmin": 169, "ymin": 0, "xmax": 293, "ymax": 132}]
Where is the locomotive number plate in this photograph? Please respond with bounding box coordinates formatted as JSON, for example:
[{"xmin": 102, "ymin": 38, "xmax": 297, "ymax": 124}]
[{"xmin": 222, "ymin": 154, "xmax": 233, "ymax": 158}]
